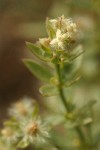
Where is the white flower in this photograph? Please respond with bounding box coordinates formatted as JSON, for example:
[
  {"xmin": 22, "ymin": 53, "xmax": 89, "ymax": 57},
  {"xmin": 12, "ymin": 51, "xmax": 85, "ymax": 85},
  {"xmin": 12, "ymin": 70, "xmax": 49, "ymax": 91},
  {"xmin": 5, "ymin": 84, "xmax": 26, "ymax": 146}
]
[
  {"xmin": 61, "ymin": 17, "xmax": 77, "ymax": 32},
  {"xmin": 9, "ymin": 97, "xmax": 36, "ymax": 118},
  {"xmin": 48, "ymin": 15, "xmax": 78, "ymax": 50},
  {"xmin": 1, "ymin": 127, "xmax": 19, "ymax": 145},
  {"xmin": 48, "ymin": 19, "xmax": 58, "ymax": 31},
  {"xmin": 50, "ymin": 29, "xmax": 68, "ymax": 50},
  {"xmin": 19, "ymin": 117, "xmax": 49, "ymax": 146},
  {"xmin": 67, "ymin": 22, "xmax": 77, "ymax": 32},
  {"xmin": 49, "ymin": 15, "xmax": 77, "ymax": 33},
  {"xmin": 0, "ymin": 140, "xmax": 15, "ymax": 150}
]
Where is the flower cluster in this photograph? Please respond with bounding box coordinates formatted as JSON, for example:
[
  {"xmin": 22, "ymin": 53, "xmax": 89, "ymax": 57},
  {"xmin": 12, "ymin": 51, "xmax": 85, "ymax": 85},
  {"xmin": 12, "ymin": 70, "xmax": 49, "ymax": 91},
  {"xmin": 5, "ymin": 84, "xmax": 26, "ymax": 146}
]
[
  {"xmin": 19, "ymin": 117, "xmax": 49, "ymax": 147},
  {"xmin": 39, "ymin": 15, "xmax": 77, "ymax": 51},
  {"xmin": 49, "ymin": 15, "xmax": 77, "ymax": 50},
  {"xmin": 0, "ymin": 98, "xmax": 49, "ymax": 149},
  {"xmin": 26, "ymin": 15, "xmax": 82, "ymax": 64},
  {"xmin": 9, "ymin": 97, "xmax": 36, "ymax": 118},
  {"xmin": 1, "ymin": 126, "xmax": 19, "ymax": 146}
]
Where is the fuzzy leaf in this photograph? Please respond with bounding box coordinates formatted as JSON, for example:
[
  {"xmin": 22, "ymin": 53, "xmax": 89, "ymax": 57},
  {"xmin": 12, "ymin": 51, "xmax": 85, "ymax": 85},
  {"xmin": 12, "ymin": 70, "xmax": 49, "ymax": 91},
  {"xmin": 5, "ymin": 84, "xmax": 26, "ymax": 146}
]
[
  {"xmin": 23, "ymin": 59, "xmax": 53, "ymax": 82},
  {"xmin": 26, "ymin": 42, "xmax": 51, "ymax": 61},
  {"xmin": 26, "ymin": 42, "xmax": 42, "ymax": 57},
  {"xmin": 39, "ymin": 85, "xmax": 58, "ymax": 96}
]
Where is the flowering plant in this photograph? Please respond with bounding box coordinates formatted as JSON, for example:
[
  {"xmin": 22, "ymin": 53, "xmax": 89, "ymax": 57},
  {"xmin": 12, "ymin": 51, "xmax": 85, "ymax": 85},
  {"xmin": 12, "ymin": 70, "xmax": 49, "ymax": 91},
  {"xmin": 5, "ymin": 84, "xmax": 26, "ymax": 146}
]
[{"xmin": 0, "ymin": 15, "xmax": 99, "ymax": 150}]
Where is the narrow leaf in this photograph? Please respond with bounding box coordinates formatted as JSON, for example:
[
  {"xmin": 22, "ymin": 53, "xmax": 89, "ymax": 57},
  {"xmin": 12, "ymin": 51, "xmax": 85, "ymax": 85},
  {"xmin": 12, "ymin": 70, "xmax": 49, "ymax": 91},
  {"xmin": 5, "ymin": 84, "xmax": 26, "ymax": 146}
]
[{"xmin": 23, "ymin": 59, "xmax": 53, "ymax": 82}]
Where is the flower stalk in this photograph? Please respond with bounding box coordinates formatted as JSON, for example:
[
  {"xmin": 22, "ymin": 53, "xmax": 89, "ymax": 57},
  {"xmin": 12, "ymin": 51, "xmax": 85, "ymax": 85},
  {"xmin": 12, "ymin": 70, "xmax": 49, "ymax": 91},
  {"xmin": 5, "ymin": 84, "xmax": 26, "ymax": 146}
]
[
  {"xmin": 55, "ymin": 63, "xmax": 87, "ymax": 148},
  {"xmin": 55, "ymin": 64, "xmax": 71, "ymax": 112}
]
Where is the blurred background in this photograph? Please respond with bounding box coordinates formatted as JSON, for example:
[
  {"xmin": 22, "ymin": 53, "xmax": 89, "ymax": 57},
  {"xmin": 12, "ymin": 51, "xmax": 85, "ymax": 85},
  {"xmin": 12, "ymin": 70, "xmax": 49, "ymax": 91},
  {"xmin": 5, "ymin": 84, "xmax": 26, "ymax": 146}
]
[{"xmin": 0, "ymin": 0, "xmax": 100, "ymax": 130}]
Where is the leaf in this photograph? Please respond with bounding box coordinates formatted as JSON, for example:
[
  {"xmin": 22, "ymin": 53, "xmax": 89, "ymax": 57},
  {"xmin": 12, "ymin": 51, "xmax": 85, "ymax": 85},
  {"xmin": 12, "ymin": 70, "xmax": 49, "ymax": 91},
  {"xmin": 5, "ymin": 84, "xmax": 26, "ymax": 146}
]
[
  {"xmin": 17, "ymin": 139, "xmax": 30, "ymax": 148},
  {"xmin": 83, "ymin": 99, "xmax": 97, "ymax": 110},
  {"xmin": 46, "ymin": 18, "xmax": 56, "ymax": 39},
  {"xmin": 76, "ymin": 100, "xmax": 97, "ymax": 125},
  {"xmin": 32, "ymin": 102, "xmax": 39, "ymax": 117},
  {"xmin": 41, "ymin": 44, "xmax": 51, "ymax": 53},
  {"xmin": 26, "ymin": 42, "xmax": 42, "ymax": 57},
  {"xmin": 83, "ymin": 117, "xmax": 93, "ymax": 125},
  {"xmin": 45, "ymin": 115, "xmax": 66, "ymax": 126},
  {"xmin": 23, "ymin": 59, "xmax": 53, "ymax": 82},
  {"xmin": 39, "ymin": 85, "xmax": 59, "ymax": 96},
  {"xmin": 51, "ymin": 131, "xmax": 76, "ymax": 150},
  {"xmin": 26, "ymin": 42, "xmax": 51, "ymax": 61},
  {"xmin": 69, "ymin": 45, "xmax": 84, "ymax": 61},
  {"xmin": 64, "ymin": 76, "xmax": 81, "ymax": 87}
]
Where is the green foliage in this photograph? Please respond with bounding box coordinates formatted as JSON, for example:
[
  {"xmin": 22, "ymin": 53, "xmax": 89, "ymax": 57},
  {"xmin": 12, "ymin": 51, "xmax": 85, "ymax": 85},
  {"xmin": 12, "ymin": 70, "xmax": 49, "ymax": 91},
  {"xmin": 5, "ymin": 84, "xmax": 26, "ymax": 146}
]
[
  {"xmin": 39, "ymin": 85, "xmax": 58, "ymax": 97},
  {"xmin": 69, "ymin": 45, "xmax": 85, "ymax": 61},
  {"xmin": 26, "ymin": 42, "xmax": 52, "ymax": 61},
  {"xmin": 18, "ymin": 139, "xmax": 30, "ymax": 149},
  {"xmin": 26, "ymin": 42, "xmax": 45, "ymax": 60},
  {"xmin": 23, "ymin": 59, "xmax": 53, "ymax": 82}
]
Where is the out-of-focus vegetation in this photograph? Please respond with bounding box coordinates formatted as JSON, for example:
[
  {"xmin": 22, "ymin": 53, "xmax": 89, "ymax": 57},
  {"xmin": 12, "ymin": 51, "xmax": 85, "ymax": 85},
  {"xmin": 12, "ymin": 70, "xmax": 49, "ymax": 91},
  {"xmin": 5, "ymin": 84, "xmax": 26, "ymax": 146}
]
[{"xmin": 0, "ymin": 0, "xmax": 100, "ymax": 149}]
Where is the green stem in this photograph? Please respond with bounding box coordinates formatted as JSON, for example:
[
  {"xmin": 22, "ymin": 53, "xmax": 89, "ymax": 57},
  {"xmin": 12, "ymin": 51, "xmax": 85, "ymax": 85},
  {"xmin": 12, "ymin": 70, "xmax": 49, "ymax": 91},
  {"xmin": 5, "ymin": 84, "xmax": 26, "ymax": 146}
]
[
  {"xmin": 85, "ymin": 124, "xmax": 95, "ymax": 150},
  {"xmin": 59, "ymin": 87, "xmax": 70, "ymax": 112},
  {"xmin": 75, "ymin": 126, "xmax": 86, "ymax": 146},
  {"xmin": 56, "ymin": 64, "xmax": 70, "ymax": 112},
  {"xmin": 55, "ymin": 63, "xmax": 87, "ymax": 148}
]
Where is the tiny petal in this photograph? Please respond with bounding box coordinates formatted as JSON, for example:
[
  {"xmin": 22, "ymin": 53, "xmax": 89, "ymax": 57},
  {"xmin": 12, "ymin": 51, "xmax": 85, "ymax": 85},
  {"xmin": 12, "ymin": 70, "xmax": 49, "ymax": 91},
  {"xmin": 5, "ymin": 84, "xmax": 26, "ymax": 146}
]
[
  {"xmin": 50, "ymin": 38, "xmax": 58, "ymax": 48},
  {"xmin": 56, "ymin": 29, "xmax": 62, "ymax": 36}
]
